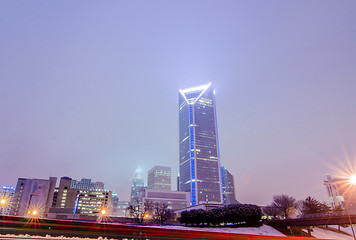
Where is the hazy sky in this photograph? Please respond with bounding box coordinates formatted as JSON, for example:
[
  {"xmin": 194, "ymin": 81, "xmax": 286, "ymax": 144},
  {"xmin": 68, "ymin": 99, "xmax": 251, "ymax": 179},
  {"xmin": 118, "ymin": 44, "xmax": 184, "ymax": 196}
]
[{"xmin": 1, "ymin": 1, "xmax": 355, "ymax": 205}]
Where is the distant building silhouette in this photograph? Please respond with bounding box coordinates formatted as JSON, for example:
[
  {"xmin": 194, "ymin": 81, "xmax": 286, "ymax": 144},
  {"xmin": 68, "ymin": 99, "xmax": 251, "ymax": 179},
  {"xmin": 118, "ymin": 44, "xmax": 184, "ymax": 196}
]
[
  {"xmin": 179, "ymin": 83, "xmax": 222, "ymax": 205},
  {"xmin": 130, "ymin": 168, "xmax": 146, "ymax": 203},
  {"xmin": 70, "ymin": 178, "xmax": 104, "ymax": 190},
  {"xmin": 12, "ymin": 177, "xmax": 56, "ymax": 218},
  {"xmin": 147, "ymin": 166, "xmax": 171, "ymax": 191},
  {"xmin": 221, "ymin": 166, "xmax": 238, "ymax": 204},
  {"xmin": 114, "ymin": 200, "xmax": 130, "ymax": 217}
]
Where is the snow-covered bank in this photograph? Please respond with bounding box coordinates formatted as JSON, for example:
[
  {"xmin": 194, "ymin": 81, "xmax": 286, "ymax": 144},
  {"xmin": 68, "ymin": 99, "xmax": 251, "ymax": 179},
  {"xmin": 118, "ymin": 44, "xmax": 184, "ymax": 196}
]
[
  {"xmin": 310, "ymin": 227, "xmax": 353, "ymax": 239},
  {"xmin": 143, "ymin": 224, "xmax": 286, "ymax": 236},
  {"xmin": 3, "ymin": 224, "xmax": 353, "ymax": 239}
]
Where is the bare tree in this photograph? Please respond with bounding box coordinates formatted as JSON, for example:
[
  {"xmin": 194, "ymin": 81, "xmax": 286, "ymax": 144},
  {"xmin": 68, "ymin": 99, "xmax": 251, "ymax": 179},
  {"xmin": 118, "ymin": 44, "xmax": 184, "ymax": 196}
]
[
  {"xmin": 127, "ymin": 198, "xmax": 153, "ymax": 224},
  {"xmin": 152, "ymin": 202, "xmax": 173, "ymax": 224},
  {"xmin": 267, "ymin": 194, "xmax": 297, "ymax": 218}
]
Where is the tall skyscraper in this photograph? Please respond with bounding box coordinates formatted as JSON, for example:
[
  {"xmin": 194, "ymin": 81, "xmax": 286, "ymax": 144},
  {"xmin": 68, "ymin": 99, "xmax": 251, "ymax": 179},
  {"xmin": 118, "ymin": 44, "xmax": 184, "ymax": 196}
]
[
  {"xmin": 147, "ymin": 166, "xmax": 171, "ymax": 191},
  {"xmin": 221, "ymin": 166, "xmax": 238, "ymax": 205},
  {"xmin": 130, "ymin": 168, "xmax": 146, "ymax": 203},
  {"xmin": 179, "ymin": 83, "xmax": 222, "ymax": 206}
]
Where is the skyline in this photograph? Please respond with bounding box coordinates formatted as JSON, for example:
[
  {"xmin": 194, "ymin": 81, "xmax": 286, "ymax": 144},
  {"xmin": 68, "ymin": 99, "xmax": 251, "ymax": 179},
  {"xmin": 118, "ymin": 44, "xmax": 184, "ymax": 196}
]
[{"xmin": 1, "ymin": 1, "xmax": 356, "ymax": 205}]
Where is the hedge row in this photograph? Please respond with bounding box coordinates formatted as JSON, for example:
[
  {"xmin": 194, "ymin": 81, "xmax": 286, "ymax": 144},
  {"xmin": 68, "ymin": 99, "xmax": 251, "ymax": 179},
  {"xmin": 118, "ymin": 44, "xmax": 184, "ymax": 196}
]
[{"xmin": 180, "ymin": 204, "xmax": 262, "ymax": 227}]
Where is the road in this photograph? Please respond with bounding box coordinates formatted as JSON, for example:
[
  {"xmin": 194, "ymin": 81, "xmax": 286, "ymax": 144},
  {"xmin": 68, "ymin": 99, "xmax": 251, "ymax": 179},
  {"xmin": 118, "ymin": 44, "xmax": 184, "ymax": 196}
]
[{"xmin": 0, "ymin": 215, "xmax": 322, "ymax": 240}]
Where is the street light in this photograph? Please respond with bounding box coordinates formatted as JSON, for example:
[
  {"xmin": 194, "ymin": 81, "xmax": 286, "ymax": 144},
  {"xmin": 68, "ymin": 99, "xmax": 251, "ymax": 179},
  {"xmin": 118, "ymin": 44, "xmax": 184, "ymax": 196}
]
[
  {"xmin": 0, "ymin": 198, "xmax": 7, "ymax": 215},
  {"xmin": 350, "ymin": 176, "xmax": 356, "ymax": 185},
  {"xmin": 97, "ymin": 208, "xmax": 108, "ymax": 223}
]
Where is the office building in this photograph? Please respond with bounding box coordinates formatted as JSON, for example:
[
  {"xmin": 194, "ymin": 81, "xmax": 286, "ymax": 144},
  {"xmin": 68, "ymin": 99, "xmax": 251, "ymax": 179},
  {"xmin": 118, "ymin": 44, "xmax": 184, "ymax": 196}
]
[
  {"xmin": 143, "ymin": 189, "xmax": 190, "ymax": 211},
  {"xmin": 221, "ymin": 166, "xmax": 238, "ymax": 204},
  {"xmin": 51, "ymin": 176, "xmax": 112, "ymax": 217},
  {"xmin": 179, "ymin": 83, "xmax": 223, "ymax": 205},
  {"xmin": 70, "ymin": 178, "xmax": 104, "ymax": 190},
  {"xmin": 130, "ymin": 169, "xmax": 146, "ymax": 203},
  {"xmin": 147, "ymin": 166, "xmax": 171, "ymax": 191},
  {"xmin": 12, "ymin": 177, "xmax": 56, "ymax": 217},
  {"xmin": 0, "ymin": 186, "xmax": 15, "ymax": 215}
]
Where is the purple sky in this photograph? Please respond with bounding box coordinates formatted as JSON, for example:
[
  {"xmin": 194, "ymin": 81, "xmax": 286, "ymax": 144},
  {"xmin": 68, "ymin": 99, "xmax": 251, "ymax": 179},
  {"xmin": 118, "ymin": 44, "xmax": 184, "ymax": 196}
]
[{"xmin": 1, "ymin": 1, "xmax": 355, "ymax": 205}]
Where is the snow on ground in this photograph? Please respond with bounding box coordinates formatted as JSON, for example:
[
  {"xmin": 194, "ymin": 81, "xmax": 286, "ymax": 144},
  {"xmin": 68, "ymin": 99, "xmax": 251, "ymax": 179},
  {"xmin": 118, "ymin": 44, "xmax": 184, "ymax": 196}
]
[
  {"xmin": 143, "ymin": 224, "xmax": 286, "ymax": 236},
  {"xmin": 328, "ymin": 225, "xmax": 356, "ymax": 237},
  {"xmin": 311, "ymin": 227, "xmax": 354, "ymax": 240},
  {"xmin": 4, "ymin": 224, "xmax": 356, "ymax": 239},
  {"xmin": 0, "ymin": 225, "xmax": 285, "ymax": 239}
]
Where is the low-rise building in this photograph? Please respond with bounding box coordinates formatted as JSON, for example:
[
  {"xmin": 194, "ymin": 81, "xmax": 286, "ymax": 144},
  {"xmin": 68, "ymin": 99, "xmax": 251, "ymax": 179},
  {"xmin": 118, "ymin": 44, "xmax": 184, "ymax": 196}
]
[
  {"xmin": 11, "ymin": 177, "xmax": 57, "ymax": 218},
  {"xmin": 142, "ymin": 189, "xmax": 190, "ymax": 211}
]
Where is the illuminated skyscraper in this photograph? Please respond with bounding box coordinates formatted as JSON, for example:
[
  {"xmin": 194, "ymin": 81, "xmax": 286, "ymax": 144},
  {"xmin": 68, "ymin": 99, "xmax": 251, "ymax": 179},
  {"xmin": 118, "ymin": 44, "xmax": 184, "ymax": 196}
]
[
  {"xmin": 179, "ymin": 83, "xmax": 222, "ymax": 206},
  {"xmin": 130, "ymin": 168, "xmax": 146, "ymax": 203}
]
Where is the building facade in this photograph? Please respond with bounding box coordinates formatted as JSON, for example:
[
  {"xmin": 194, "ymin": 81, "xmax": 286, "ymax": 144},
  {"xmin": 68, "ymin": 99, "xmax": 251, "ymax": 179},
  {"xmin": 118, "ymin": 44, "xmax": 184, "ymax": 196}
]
[
  {"xmin": 11, "ymin": 177, "xmax": 57, "ymax": 217},
  {"xmin": 142, "ymin": 189, "xmax": 190, "ymax": 211},
  {"xmin": 51, "ymin": 176, "xmax": 112, "ymax": 217},
  {"xmin": 221, "ymin": 166, "xmax": 238, "ymax": 205},
  {"xmin": 179, "ymin": 83, "xmax": 223, "ymax": 206},
  {"xmin": 147, "ymin": 166, "xmax": 171, "ymax": 191},
  {"xmin": 70, "ymin": 178, "xmax": 104, "ymax": 190}
]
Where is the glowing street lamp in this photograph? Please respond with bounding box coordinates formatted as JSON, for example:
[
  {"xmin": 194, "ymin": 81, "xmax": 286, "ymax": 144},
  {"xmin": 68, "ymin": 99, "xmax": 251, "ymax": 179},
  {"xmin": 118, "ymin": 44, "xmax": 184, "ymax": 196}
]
[
  {"xmin": 345, "ymin": 175, "xmax": 356, "ymax": 240},
  {"xmin": 350, "ymin": 175, "xmax": 356, "ymax": 185},
  {"xmin": 0, "ymin": 198, "xmax": 7, "ymax": 215},
  {"xmin": 100, "ymin": 209, "xmax": 106, "ymax": 215},
  {"xmin": 27, "ymin": 210, "xmax": 39, "ymax": 217}
]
